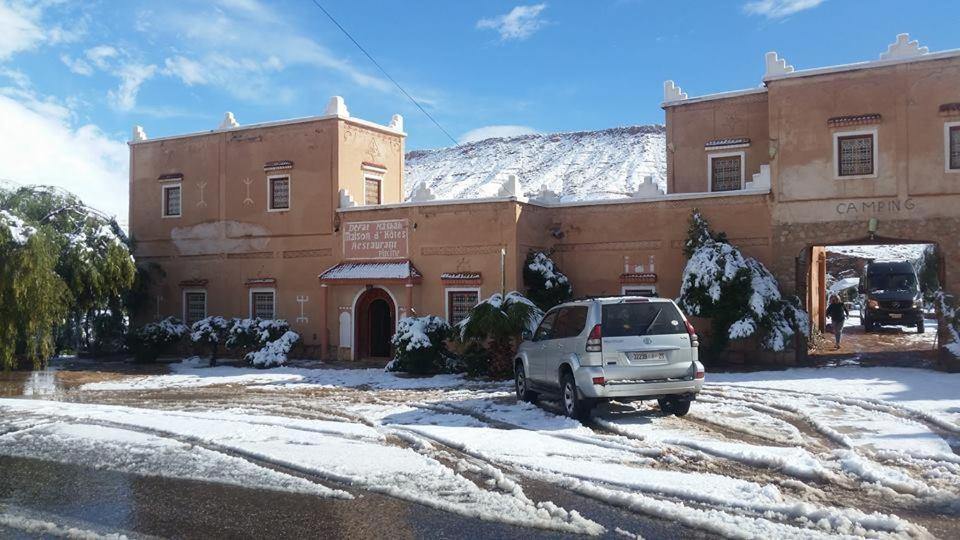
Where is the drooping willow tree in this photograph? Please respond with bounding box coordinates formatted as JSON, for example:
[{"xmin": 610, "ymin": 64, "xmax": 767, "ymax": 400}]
[{"xmin": 0, "ymin": 184, "xmax": 137, "ymax": 368}]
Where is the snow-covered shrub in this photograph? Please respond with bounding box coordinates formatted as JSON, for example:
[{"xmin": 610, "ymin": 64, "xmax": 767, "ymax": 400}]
[
  {"xmin": 127, "ymin": 317, "xmax": 188, "ymax": 363},
  {"xmin": 934, "ymin": 291, "xmax": 960, "ymax": 362},
  {"xmin": 523, "ymin": 250, "xmax": 572, "ymax": 310},
  {"xmin": 678, "ymin": 209, "xmax": 808, "ymax": 355},
  {"xmin": 458, "ymin": 291, "xmax": 544, "ymax": 378},
  {"xmin": 190, "ymin": 316, "xmax": 233, "ymax": 366},
  {"xmin": 226, "ymin": 318, "xmax": 290, "ymax": 352},
  {"xmin": 246, "ymin": 330, "xmax": 300, "ymax": 368},
  {"xmin": 387, "ymin": 315, "xmax": 452, "ymax": 374}
]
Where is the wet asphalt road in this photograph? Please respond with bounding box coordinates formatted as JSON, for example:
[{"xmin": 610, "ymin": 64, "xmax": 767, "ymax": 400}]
[{"xmin": 0, "ymin": 455, "xmax": 701, "ymax": 539}]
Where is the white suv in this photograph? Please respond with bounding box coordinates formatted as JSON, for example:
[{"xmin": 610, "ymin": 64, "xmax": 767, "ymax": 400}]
[{"xmin": 514, "ymin": 296, "xmax": 705, "ymax": 419}]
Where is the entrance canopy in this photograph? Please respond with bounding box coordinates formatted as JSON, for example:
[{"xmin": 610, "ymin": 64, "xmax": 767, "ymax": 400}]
[{"xmin": 318, "ymin": 260, "xmax": 422, "ymax": 285}]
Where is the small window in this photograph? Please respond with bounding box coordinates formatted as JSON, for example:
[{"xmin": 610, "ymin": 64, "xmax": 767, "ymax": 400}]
[
  {"xmin": 552, "ymin": 307, "xmax": 588, "ymax": 339},
  {"xmin": 163, "ymin": 184, "xmax": 181, "ymax": 217},
  {"xmin": 184, "ymin": 291, "xmax": 207, "ymax": 326},
  {"xmin": 837, "ymin": 133, "xmax": 875, "ymax": 177},
  {"xmin": 948, "ymin": 124, "xmax": 960, "ymax": 171},
  {"xmin": 710, "ymin": 155, "xmax": 742, "ymax": 192},
  {"xmin": 447, "ymin": 289, "xmax": 479, "ymax": 326},
  {"xmin": 534, "ymin": 310, "xmax": 558, "ymax": 341},
  {"xmin": 269, "ymin": 176, "xmax": 290, "ymax": 210},
  {"xmin": 250, "ymin": 289, "xmax": 276, "ymax": 319},
  {"xmin": 365, "ymin": 177, "xmax": 381, "ymax": 205}
]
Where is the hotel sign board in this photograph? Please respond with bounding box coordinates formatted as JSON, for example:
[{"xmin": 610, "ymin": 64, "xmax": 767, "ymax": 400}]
[{"xmin": 343, "ymin": 219, "xmax": 409, "ymax": 259}]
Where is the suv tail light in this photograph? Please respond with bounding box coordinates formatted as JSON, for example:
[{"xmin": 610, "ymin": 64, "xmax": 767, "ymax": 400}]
[
  {"xmin": 685, "ymin": 320, "xmax": 699, "ymax": 348},
  {"xmin": 695, "ymin": 366, "xmax": 705, "ymax": 379},
  {"xmin": 586, "ymin": 324, "xmax": 602, "ymax": 352}
]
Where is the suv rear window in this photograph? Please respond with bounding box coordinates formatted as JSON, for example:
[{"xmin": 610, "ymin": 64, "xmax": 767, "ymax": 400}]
[
  {"xmin": 602, "ymin": 302, "xmax": 686, "ymax": 337},
  {"xmin": 552, "ymin": 307, "xmax": 588, "ymax": 339}
]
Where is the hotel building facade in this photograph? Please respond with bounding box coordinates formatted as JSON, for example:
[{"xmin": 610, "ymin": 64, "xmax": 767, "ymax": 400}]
[{"xmin": 129, "ymin": 35, "xmax": 960, "ymax": 363}]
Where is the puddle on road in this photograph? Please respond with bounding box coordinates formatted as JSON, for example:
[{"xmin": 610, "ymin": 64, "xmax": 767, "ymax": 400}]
[{"xmin": 0, "ymin": 358, "xmax": 159, "ymax": 398}]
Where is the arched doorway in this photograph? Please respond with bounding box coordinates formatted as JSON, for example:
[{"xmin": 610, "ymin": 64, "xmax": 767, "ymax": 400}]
[{"xmin": 354, "ymin": 288, "xmax": 396, "ymax": 360}]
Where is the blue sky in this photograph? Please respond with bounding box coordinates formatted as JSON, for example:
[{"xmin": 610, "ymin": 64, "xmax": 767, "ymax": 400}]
[{"xmin": 0, "ymin": 0, "xmax": 956, "ymax": 221}]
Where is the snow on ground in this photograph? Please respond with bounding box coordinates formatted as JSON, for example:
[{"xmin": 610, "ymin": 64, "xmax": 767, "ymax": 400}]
[
  {"xmin": 827, "ymin": 244, "xmax": 931, "ymax": 262},
  {"xmin": 82, "ymin": 357, "xmax": 498, "ymax": 392},
  {"xmin": 6, "ymin": 359, "xmax": 960, "ymax": 538}
]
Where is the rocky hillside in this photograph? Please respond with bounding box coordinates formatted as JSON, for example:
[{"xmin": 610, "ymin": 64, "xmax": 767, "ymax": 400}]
[{"xmin": 404, "ymin": 125, "xmax": 666, "ymax": 202}]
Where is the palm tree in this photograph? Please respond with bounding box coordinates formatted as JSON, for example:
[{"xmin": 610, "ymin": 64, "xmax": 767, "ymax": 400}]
[{"xmin": 459, "ymin": 291, "xmax": 543, "ymax": 378}]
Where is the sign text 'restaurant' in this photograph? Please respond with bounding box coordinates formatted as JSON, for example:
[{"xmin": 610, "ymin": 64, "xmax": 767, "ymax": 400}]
[{"xmin": 343, "ymin": 219, "xmax": 409, "ymax": 259}]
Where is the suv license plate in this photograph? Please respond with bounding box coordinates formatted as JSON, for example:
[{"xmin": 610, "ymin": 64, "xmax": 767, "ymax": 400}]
[
  {"xmin": 629, "ymin": 352, "xmax": 667, "ymax": 363},
  {"xmin": 889, "ymin": 313, "xmax": 902, "ymax": 319}
]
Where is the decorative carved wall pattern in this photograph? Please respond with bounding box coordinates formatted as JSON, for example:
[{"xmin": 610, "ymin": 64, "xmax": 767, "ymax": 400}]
[
  {"xmin": 282, "ymin": 248, "xmax": 333, "ymax": 259},
  {"xmin": 553, "ymin": 241, "xmax": 661, "ymax": 252},
  {"xmin": 421, "ymin": 245, "xmax": 503, "ymax": 256}
]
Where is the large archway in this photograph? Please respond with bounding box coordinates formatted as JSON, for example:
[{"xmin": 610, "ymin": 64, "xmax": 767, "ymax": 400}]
[
  {"xmin": 797, "ymin": 236, "xmax": 944, "ymax": 365},
  {"xmin": 354, "ymin": 287, "xmax": 396, "ymax": 360}
]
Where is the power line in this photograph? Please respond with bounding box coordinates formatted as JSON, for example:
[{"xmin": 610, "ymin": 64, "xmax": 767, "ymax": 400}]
[{"xmin": 307, "ymin": 0, "xmax": 459, "ymax": 146}]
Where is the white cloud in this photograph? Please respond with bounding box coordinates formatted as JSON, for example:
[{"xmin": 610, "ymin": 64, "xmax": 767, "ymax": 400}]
[
  {"xmin": 149, "ymin": 0, "xmax": 391, "ymax": 103},
  {"xmin": 743, "ymin": 0, "xmax": 825, "ymax": 19},
  {"xmin": 477, "ymin": 4, "xmax": 547, "ymax": 41},
  {"xmin": 0, "ymin": 1, "xmax": 43, "ymax": 59},
  {"xmin": 459, "ymin": 125, "xmax": 539, "ymax": 144},
  {"xmin": 60, "ymin": 53, "xmax": 92, "ymax": 75},
  {"xmin": 85, "ymin": 45, "xmax": 119, "ymax": 70},
  {"xmin": 107, "ymin": 62, "xmax": 157, "ymax": 111},
  {"xmin": 0, "ymin": 89, "xmax": 128, "ymax": 222}
]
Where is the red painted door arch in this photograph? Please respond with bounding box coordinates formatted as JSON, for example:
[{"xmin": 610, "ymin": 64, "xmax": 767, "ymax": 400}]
[{"xmin": 355, "ymin": 287, "xmax": 396, "ymax": 360}]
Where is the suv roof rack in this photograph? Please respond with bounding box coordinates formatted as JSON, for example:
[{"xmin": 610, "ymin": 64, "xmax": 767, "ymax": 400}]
[{"xmin": 567, "ymin": 294, "xmax": 660, "ymax": 302}]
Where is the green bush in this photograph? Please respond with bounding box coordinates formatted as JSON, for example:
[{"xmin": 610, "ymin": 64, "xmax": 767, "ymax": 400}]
[
  {"xmin": 127, "ymin": 317, "xmax": 188, "ymax": 363},
  {"xmin": 387, "ymin": 316, "xmax": 451, "ymax": 375},
  {"xmin": 189, "ymin": 316, "xmax": 234, "ymax": 366},
  {"xmin": 523, "ymin": 250, "xmax": 572, "ymax": 311}
]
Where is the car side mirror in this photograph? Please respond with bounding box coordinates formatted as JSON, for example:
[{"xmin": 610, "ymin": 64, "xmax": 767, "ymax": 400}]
[{"xmin": 521, "ymin": 330, "xmax": 533, "ymax": 341}]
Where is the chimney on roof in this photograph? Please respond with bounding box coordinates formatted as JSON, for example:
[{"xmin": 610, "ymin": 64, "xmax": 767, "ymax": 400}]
[
  {"xmin": 132, "ymin": 125, "xmax": 147, "ymax": 142},
  {"xmin": 324, "ymin": 96, "xmax": 350, "ymax": 117}
]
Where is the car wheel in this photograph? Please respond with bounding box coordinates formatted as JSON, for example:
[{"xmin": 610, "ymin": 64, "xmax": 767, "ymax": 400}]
[
  {"xmin": 561, "ymin": 372, "xmax": 591, "ymax": 420},
  {"xmin": 659, "ymin": 398, "xmax": 691, "ymax": 417},
  {"xmin": 515, "ymin": 363, "xmax": 538, "ymax": 403},
  {"xmin": 917, "ymin": 320, "xmax": 925, "ymax": 334}
]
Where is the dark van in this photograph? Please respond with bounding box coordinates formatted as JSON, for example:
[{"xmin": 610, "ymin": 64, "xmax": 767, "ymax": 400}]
[{"xmin": 859, "ymin": 261, "xmax": 924, "ymax": 333}]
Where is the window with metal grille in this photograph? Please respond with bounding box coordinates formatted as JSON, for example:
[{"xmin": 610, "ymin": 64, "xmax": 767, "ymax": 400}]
[
  {"xmin": 710, "ymin": 155, "xmax": 742, "ymax": 191},
  {"xmin": 950, "ymin": 126, "xmax": 960, "ymax": 170},
  {"xmin": 365, "ymin": 177, "xmax": 381, "ymax": 205},
  {"xmin": 251, "ymin": 291, "xmax": 275, "ymax": 319},
  {"xmin": 163, "ymin": 185, "xmax": 181, "ymax": 216},
  {"xmin": 184, "ymin": 291, "xmax": 206, "ymax": 326},
  {"xmin": 838, "ymin": 134, "xmax": 874, "ymax": 176},
  {"xmin": 447, "ymin": 290, "xmax": 479, "ymax": 325},
  {"xmin": 269, "ymin": 177, "xmax": 290, "ymax": 210}
]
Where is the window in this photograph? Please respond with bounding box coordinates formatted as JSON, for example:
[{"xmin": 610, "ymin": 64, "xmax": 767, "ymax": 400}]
[
  {"xmin": 946, "ymin": 122, "xmax": 960, "ymax": 172},
  {"xmin": 833, "ymin": 129, "xmax": 877, "ymax": 178},
  {"xmin": 365, "ymin": 177, "xmax": 381, "ymax": 205},
  {"xmin": 162, "ymin": 184, "xmax": 181, "ymax": 217},
  {"xmin": 250, "ymin": 288, "xmax": 276, "ymax": 319},
  {"xmin": 552, "ymin": 307, "xmax": 588, "ymax": 339},
  {"xmin": 534, "ymin": 310, "xmax": 558, "ymax": 341},
  {"xmin": 446, "ymin": 288, "xmax": 479, "ymax": 326},
  {"xmin": 183, "ymin": 290, "xmax": 207, "ymax": 326},
  {"xmin": 708, "ymin": 152, "xmax": 743, "ymax": 192},
  {"xmin": 268, "ymin": 176, "xmax": 290, "ymax": 210},
  {"xmin": 601, "ymin": 302, "xmax": 686, "ymax": 337}
]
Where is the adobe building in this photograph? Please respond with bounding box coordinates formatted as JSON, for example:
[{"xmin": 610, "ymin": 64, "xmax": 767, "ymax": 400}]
[{"xmin": 129, "ymin": 34, "xmax": 959, "ymax": 363}]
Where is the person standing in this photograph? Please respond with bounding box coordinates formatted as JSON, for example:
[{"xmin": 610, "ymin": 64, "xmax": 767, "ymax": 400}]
[{"xmin": 826, "ymin": 295, "xmax": 849, "ymax": 349}]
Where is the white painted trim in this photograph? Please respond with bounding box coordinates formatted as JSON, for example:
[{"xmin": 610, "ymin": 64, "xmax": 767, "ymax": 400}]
[
  {"xmin": 128, "ymin": 113, "xmax": 405, "ymax": 146},
  {"xmin": 161, "ymin": 183, "xmax": 182, "ymax": 218},
  {"xmin": 444, "ymin": 286, "xmax": 481, "ymax": 325},
  {"xmin": 833, "ymin": 128, "xmax": 878, "ymax": 180},
  {"xmin": 337, "ymin": 186, "xmax": 771, "ymax": 213},
  {"xmin": 621, "ymin": 285, "xmax": 657, "ymax": 297},
  {"xmin": 349, "ymin": 286, "xmax": 400, "ymax": 361},
  {"xmin": 763, "ymin": 48, "xmax": 960, "ymax": 83},
  {"xmin": 363, "ymin": 174, "xmax": 383, "ymax": 206},
  {"xmin": 945, "ymin": 121, "xmax": 960, "ymax": 173},
  {"xmin": 706, "ymin": 151, "xmax": 745, "ymax": 192},
  {"xmin": 266, "ymin": 174, "xmax": 291, "ymax": 212},
  {"xmin": 182, "ymin": 288, "xmax": 207, "ymax": 325},
  {"xmin": 249, "ymin": 287, "xmax": 277, "ymax": 319},
  {"xmin": 661, "ymin": 87, "xmax": 767, "ymax": 108}
]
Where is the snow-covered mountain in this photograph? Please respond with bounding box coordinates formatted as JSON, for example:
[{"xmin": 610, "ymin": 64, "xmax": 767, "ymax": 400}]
[{"xmin": 404, "ymin": 125, "xmax": 666, "ymax": 202}]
